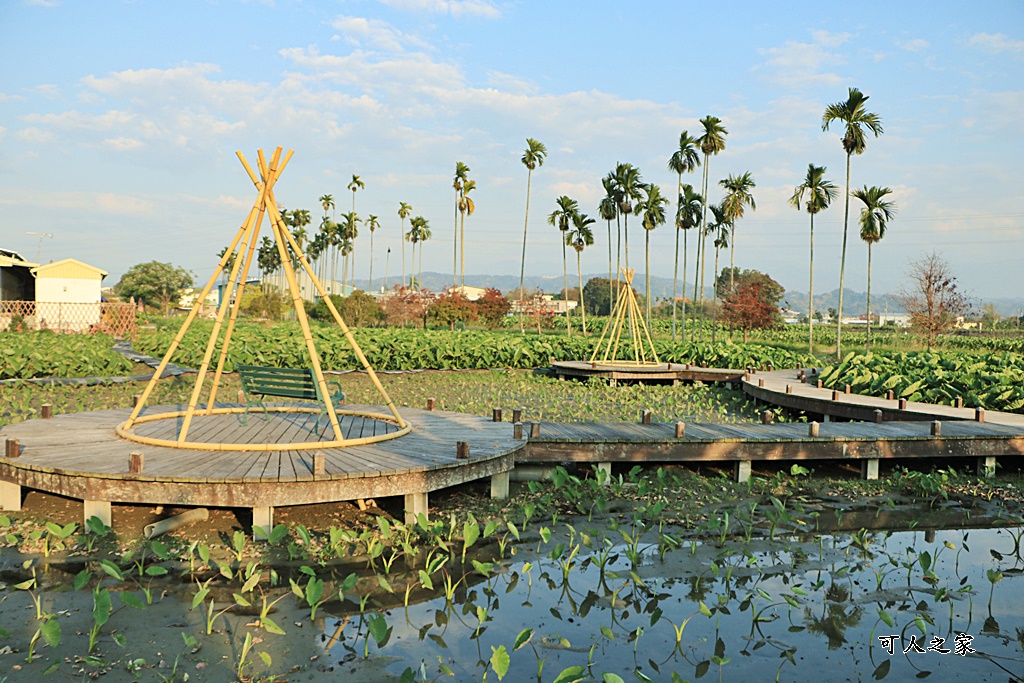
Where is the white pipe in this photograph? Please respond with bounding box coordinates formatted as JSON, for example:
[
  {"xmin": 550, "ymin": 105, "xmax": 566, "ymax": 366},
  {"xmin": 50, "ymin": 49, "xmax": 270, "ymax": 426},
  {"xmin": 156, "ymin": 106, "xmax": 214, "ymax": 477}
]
[
  {"xmin": 144, "ymin": 508, "xmax": 209, "ymax": 539},
  {"xmin": 510, "ymin": 465, "xmax": 555, "ymax": 482}
]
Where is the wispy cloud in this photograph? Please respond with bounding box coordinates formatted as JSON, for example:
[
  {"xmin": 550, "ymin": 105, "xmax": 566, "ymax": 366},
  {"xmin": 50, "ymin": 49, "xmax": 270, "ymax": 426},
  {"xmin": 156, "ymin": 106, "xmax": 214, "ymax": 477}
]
[
  {"xmin": 968, "ymin": 32, "xmax": 1024, "ymax": 56},
  {"xmin": 898, "ymin": 38, "xmax": 929, "ymax": 52},
  {"xmin": 331, "ymin": 15, "xmax": 430, "ymax": 52},
  {"xmin": 756, "ymin": 30, "xmax": 850, "ymax": 88},
  {"xmin": 375, "ymin": 0, "xmax": 501, "ymax": 19}
]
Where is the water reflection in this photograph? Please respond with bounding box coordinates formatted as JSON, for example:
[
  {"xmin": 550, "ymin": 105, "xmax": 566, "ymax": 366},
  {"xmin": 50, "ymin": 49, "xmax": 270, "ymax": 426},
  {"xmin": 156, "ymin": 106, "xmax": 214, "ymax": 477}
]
[{"xmin": 310, "ymin": 524, "xmax": 1024, "ymax": 682}]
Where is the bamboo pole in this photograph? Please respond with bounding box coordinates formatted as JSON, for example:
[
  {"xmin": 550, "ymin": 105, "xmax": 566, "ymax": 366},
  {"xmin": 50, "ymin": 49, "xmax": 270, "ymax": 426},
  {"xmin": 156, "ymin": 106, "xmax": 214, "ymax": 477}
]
[
  {"xmin": 250, "ymin": 152, "xmax": 344, "ymax": 443},
  {"xmin": 124, "ymin": 206, "xmax": 256, "ymax": 429},
  {"xmin": 178, "ymin": 176, "xmax": 266, "ymax": 443},
  {"xmin": 205, "ymin": 178, "xmax": 267, "ymax": 412}
]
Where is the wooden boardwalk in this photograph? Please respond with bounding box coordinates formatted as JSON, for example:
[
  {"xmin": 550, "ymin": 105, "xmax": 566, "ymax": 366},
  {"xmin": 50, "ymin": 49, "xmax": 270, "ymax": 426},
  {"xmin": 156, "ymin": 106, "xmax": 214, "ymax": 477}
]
[
  {"xmin": 551, "ymin": 360, "xmax": 743, "ymax": 385},
  {"xmin": 0, "ymin": 404, "xmax": 522, "ymax": 529},
  {"xmin": 3, "ymin": 367, "xmax": 1024, "ymax": 530}
]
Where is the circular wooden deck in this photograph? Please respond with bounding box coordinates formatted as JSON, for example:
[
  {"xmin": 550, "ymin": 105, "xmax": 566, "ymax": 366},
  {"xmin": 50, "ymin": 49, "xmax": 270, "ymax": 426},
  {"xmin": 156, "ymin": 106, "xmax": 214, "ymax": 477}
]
[
  {"xmin": 0, "ymin": 404, "xmax": 523, "ymax": 516},
  {"xmin": 551, "ymin": 360, "xmax": 744, "ymax": 384}
]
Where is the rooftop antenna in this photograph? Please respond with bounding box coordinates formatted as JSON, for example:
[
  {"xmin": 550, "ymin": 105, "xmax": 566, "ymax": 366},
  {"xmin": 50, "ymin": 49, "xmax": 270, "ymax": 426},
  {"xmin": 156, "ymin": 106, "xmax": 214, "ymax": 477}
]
[{"xmin": 26, "ymin": 231, "xmax": 53, "ymax": 263}]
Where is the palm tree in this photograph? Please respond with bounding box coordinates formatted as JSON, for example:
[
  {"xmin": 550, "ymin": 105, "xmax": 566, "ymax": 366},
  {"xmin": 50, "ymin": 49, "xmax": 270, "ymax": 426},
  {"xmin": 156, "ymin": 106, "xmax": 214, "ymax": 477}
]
[
  {"xmin": 567, "ymin": 212, "xmax": 596, "ymax": 334},
  {"xmin": 347, "ymin": 175, "xmax": 364, "ymax": 212},
  {"xmin": 668, "ymin": 131, "xmax": 701, "ymax": 340},
  {"xmin": 412, "ymin": 216, "xmax": 432, "ymax": 287},
  {"xmin": 853, "ymin": 186, "xmax": 896, "ymax": 349},
  {"xmin": 788, "ymin": 164, "xmax": 838, "ymax": 354},
  {"xmin": 707, "ymin": 203, "xmax": 731, "ymax": 343},
  {"xmin": 612, "ymin": 163, "xmax": 644, "ymax": 271},
  {"xmin": 719, "ymin": 171, "xmax": 756, "ymax": 293},
  {"xmin": 452, "ymin": 162, "xmax": 470, "ymax": 287},
  {"xmin": 638, "ymin": 182, "xmax": 668, "ymax": 325},
  {"xmin": 822, "ymin": 87, "xmax": 884, "ymax": 358},
  {"xmin": 339, "ymin": 211, "xmax": 360, "ymax": 292},
  {"xmin": 548, "ymin": 195, "xmax": 579, "ymax": 336},
  {"xmin": 598, "ymin": 186, "xmax": 618, "ymax": 313},
  {"xmin": 518, "ymin": 138, "xmax": 547, "ymax": 331},
  {"xmin": 366, "ymin": 214, "xmax": 380, "ymax": 293},
  {"xmin": 695, "ymin": 116, "xmax": 728, "ymax": 316},
  {"xmin": 397, "ymin": 202, "xmax": 413, "ymax": 289},
  {"xmin": 675, "ymin": 184, "xmax": 703, "ymax": 342},
  {"xmin": 319, "ymin": 194, "xmax": 336, "ymax": 283},
  {"xmin": 458, "ymin": 179, "xmax": 476, "ymax": 288}
]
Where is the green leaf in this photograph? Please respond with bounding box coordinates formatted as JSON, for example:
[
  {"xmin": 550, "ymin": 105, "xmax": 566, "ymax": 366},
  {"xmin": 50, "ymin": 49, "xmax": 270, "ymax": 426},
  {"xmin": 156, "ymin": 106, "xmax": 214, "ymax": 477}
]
[
  {"xmin": 40, "ymin": 618, "xmax": 61, "ymax": 648},
  {"xmin": 120, "ymin": 591, "xmax": 146, "ymax": 610},
  {"xmin": 513, "ymin": 627, "xmax": 534, "ymax": 651},
  {"xmin": 699, "ymin": 601, "xmax": 713, "ymax": 617},
  {"xmin": 489, "ymin": 645, "xmax": 510, "ymax": 680},
  {"xmin": 552, "ymin": 666, "xmax": 587, "ymax": 683},
  {"xmin": 602, "ymin": 675, "xmax": 625, "ymax": 683},
  {"xmin": 99, "ymin": 559, "xmax": 125, "ymax": 582},
  {"xmin": 261, "ymin": 616, "xmax": 286, "ymax": 635},
  {"xmin": 144, "ymin": 565, "xmax": 168, "ymax": 576},
  {"xmin": 878, "ymin": 608, "xmax": 894, "ymax": 628}
]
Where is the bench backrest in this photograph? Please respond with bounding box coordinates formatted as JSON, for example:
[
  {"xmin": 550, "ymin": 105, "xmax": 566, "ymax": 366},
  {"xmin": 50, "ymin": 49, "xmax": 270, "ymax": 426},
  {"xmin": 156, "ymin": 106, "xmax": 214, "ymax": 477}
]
[{"xmin": 237, "ymin": 365, "xmax": 321, "ymax": 401}]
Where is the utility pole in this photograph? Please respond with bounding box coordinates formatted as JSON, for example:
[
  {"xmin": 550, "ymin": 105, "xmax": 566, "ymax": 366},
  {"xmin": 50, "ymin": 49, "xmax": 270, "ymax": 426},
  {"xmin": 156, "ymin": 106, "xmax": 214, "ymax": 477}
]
[{"xmin": 26, "ymin": 231, "xmax": 53, "ymax": 263}]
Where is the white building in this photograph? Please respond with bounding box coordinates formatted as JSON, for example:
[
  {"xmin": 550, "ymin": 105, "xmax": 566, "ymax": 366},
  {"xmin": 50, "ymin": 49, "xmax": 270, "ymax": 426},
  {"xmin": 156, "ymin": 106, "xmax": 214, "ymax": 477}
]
[{"xmin": 31, "ymin": 258, "xmax": 107, "ymax": 331}]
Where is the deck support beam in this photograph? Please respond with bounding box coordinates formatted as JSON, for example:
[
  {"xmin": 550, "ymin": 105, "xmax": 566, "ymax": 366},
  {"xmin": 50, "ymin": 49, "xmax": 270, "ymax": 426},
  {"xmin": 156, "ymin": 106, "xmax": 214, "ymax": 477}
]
[
  {"xmin": 404, "ymin": 491, "xmax": 428, "ymax": 525},
  {"xmin": 822, "ymin": 414, "xmax": 831, "ymax": 423},
  {"xmin": 252, "ymin": 506, "xmax": 273, "ymax": 539},
  {"xmin": 978, "ymin": 456, "xmax": 997, "ymax": 478},
  {"xmin": 861, "ymin": 459, "xmax": 879, "ymax": 481},
  {"xmin": 0, "ymin": 481, "xmax": 21, "ymax": 511},
  {"xmin": 734, "ymin": 461, "xmax": 751, "ymax": 483},
  {"xmin": 84, "ymin": 500, "xmax": 112, "ymax": 527},
  {"xmin": 490, "ymin": 472, "xmax": 509, "ymax": 500}
]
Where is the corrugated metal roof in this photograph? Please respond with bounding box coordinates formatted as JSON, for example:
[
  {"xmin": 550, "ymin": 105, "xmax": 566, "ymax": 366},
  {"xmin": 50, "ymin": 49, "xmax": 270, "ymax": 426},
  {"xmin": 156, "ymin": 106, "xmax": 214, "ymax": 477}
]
[{"xmin": 31, "ymin": 258, "xmax": 108, "ymax": 280}]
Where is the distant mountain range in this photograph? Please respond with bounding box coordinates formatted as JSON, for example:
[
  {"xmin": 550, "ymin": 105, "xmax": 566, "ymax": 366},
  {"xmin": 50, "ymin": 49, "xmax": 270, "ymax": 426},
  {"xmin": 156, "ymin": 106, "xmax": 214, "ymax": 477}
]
[{"xmin": 353, "ymin": 272, "xmax": 1024, "ymax": 317}]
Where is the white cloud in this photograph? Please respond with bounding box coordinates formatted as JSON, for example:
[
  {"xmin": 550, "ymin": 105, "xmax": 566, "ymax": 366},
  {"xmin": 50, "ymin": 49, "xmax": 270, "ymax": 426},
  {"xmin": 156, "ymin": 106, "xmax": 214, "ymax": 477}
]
[
  {"xmin": 756, "ymin": 31, "xmax": 850, "ymax": 88},
  {"xmin": 17, "ymin": 127, "xmax": 53, "ymax": 143},
  {"xmin": 95, "ymin": 193, "xmax": 154, "ymax": 215},
  {"xmin": 899, "ymin": 38, "xmax": 929, "ymax": 52},
  {"xmin": 331, "ymin": 15, "xmax": 430, "ymax": 52},
  {"xmin": 34, "ymin": 84, "xmax": 60, "ymax": 98},
  {"xmin": 375, "ymin": 0, "xmax": 501, "ymax": 19},
  {"xmin": 968, "ymin": 32, "xmax": 1024, "ymax": 56},
  {"xmin": 104, "ymin": 137, "xmax": 144, "ymax": 151}
]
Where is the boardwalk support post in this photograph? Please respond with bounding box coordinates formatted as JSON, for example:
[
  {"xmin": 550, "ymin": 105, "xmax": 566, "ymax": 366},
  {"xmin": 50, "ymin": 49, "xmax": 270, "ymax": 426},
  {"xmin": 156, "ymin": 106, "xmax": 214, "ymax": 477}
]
[
  {"xmin": 874, "ymin": 410, "xmax": 883, "ymax": 424},
  {"xmin": 930, "ymin": 421, "xmax": 941, "ymax": 436},
  {"xmin": 129, "ymin": 452, "xmax": 144, "ymax": 474},
  {"xmin": 734, "ymin": 461, "xmax": 751, "ymax": 483},
  {"xmin": 0, "ymin": 481, "xmax": 21, "ymax": 511},
  {"xmin": 978, "ymin": 456, "xmax": 996, "ymax": 478},
  {"xmin": 514, "ymin": 422, "xmax": 523, "ymax": 439},
  {"xmin": 84, "ymin": 500, "xmax": 112, "ymax": 528},
  {"xmin": 530, "ymin": 422, "xmax": 540, "ymax": 438},
  {"xmin": 252, "ymin": 507, "xmax": 273, "ymax": 540},
  {"xmin": 5, "ymin": 438, "xmax": 19, "ymax": 458},
  {"xmin": 809, "ymin": 422, "xmax": 820, "ymax": 437},
  {"xmin": 861, "ymin": 459, "xmax": 879, "ymax": 481},
  {"xmin": 641, "ymin": 410, "xmax": 652, "ymax": 425},
  {"xmin": 595, "ymin": 462, "xmax": 612, "ymax": 484},
  {"xmin": 490, "ymin": 471, "xmax": 510, "ymax": 499},
  {"xmin": 675, "ymin": 422, "xmax": 686, "ymax": 438},
  {"xmin": 404, "ymin": 492, "xmax": 428, "ymax": 524}
]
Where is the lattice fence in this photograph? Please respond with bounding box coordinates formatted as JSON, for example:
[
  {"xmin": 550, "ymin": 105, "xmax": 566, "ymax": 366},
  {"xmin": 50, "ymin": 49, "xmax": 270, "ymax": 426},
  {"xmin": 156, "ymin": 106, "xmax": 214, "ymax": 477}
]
[{"xmin": 0, "ymin": 300, "xmax": 136, "ymax": 338}]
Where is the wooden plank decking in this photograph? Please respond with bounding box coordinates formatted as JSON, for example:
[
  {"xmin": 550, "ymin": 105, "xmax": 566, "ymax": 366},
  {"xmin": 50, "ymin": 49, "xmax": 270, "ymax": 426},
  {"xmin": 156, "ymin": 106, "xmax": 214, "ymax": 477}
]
[{"xmin": 551, "ymin": 360, "xmax": 744, "ymax": 384}]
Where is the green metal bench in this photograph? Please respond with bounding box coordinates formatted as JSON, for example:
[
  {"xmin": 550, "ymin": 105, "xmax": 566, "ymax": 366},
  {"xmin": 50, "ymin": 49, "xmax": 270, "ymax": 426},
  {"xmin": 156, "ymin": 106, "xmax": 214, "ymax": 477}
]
[{"xmin": 236, "ymin": 364, "xmax": 345, "ymax": 425}]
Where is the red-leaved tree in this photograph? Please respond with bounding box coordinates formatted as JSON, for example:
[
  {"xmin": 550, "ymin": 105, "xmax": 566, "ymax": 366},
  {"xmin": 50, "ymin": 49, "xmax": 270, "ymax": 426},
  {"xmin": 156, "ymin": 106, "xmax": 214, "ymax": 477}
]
[{"xmin": 721, "ymin": 280, "xmax": 780, "ymax": 343}]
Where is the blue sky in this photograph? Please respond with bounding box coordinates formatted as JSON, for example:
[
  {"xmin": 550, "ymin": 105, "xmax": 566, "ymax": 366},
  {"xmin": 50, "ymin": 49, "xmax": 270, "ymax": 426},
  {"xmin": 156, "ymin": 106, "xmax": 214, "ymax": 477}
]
[{"xmin": 2, "ymin": 0, "xmax": 1022, "ymax": 302}]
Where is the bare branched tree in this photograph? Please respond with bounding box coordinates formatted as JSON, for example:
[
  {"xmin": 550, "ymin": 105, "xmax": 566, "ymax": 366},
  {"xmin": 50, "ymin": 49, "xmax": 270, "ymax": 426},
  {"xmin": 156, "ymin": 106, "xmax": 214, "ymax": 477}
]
[{"xmin": 897, "ymin": 252, "xmax": 971, "ymax": 348}]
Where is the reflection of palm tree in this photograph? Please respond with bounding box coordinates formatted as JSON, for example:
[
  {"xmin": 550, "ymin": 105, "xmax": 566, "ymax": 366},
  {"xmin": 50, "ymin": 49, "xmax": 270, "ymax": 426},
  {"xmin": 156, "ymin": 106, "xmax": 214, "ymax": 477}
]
[
  {"xmin": 788, "ymin": 164, "xmax": 838, "ymax": 354},
  {"xmin": 519, "ymin": 138, "xmax": 547, "ymax": 331},
  {"xmin": 822, "ymin": 87, "xmax": 883, "ymax": 358},
  {"xmin": 803, "ymin": 584, "xmax": 863, "ymax": 650},
  {"xmin": 397, "ymin": 202, "xmax": 412, "ymax": 288},
  {"xmin": 567, "ymin": 212, "xmax": 595, "ymax": 334},
  {"xmin": 668, "ymin": 131, "xmax": 701, "ymax": 341},
  {"xmin": 548, "ymin": 196, "xmax": 579, "ymax": 337},
  {"xmin": 853, "ymin": 186, "xmax": 896, "ymax": 349}
]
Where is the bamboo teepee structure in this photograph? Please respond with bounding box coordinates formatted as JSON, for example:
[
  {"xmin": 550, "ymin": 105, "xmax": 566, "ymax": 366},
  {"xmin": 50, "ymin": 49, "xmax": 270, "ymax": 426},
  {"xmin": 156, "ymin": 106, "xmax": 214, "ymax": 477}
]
[
  {"xmin": 589, "ymin": 268, "xmax": 660, "ymax": 366},
  {"xmin": 117, "ymin": 147, "xmax": 409, "ymax": 451}
]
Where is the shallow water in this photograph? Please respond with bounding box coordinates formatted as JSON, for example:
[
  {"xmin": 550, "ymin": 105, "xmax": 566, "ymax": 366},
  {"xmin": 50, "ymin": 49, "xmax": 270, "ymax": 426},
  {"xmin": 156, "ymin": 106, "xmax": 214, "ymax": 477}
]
[{"xmin": 2, "ymin": 523, "xmax": 1024, "ymax": 682}]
